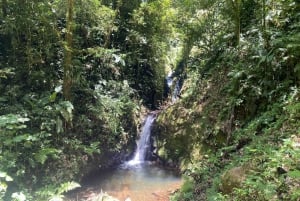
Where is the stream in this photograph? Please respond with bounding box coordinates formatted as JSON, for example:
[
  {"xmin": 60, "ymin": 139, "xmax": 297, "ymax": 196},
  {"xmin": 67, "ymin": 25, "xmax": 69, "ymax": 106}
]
[{"xmin": 67, "ymin": 114, "xmax": 182, "ymax": 201}]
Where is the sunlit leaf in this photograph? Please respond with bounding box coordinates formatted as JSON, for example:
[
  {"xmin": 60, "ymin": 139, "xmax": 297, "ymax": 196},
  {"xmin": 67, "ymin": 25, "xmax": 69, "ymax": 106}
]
[
  {"xmin": 0, "ymin": 172, "xmax": 13, "ymax": 182},
  {"xmin": 49, "ymin": 92, "xmax": 57, "ymax": 102},
  {"xmin": 288, "ymin": 170, "xmax": 300, "ymax": 179},
  {"xmin": 57, "ymin": 181, "xmax": 80, "ymax": 195},
  {"xmin": 11, "ymin": 192, "xmax": 26, "ymax": 201}
]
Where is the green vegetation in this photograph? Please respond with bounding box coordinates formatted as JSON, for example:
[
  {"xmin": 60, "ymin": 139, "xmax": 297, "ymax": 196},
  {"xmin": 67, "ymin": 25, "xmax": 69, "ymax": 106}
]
[
  {"xmin": 0, "ymin": 0, "xmax": 172, "ymax": 200},
  {"xmin": 155, "ymin": 0, "xmax": 300, "ymax": 200},
  {"xmin": 0, "ymin": 0, "xmax": 299, "ymax": 200}
]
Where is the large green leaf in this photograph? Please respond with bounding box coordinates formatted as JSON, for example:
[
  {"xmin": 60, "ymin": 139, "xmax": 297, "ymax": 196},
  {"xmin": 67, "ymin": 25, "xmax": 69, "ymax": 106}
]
[
  {"xmin": 0, "ymin": 114, "xmax": 29, "ymax": 128},
  {"xmin": 0, "ymin": 172, "xmax": 13, "ymax": 182},
  {"xmin": 288, "ymin": 170, "xmax": 300, "ymax": 179},
  {"xmin": 34, "ymin": 148, "xmax": 61, "ymax": 165},
  {"xmin": 56, "ymin": 181, "xmax": 80, "ymax": 195}
]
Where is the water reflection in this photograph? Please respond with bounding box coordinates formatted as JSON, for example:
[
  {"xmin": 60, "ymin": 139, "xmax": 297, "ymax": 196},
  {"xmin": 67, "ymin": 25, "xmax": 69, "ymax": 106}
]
[{"xmin": 74, "ymin": 163, "xmax": 181, "ymax": 201}]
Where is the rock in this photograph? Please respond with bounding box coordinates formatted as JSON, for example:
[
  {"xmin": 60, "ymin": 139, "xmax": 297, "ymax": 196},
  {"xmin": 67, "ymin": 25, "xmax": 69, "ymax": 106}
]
[{"xmin": 219, "ymin": 166, "xmax": 247, "ymax": 194}]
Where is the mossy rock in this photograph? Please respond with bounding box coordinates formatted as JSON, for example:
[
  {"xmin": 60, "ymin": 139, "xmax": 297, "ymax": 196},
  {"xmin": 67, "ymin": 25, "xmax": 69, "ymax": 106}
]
[{"xmin": 219, "ymin": 166, "xmax": 247, "ymax": 194}]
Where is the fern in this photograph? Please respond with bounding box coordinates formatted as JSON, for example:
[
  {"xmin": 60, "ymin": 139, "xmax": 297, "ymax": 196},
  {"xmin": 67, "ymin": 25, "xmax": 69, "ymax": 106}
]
[{"xmin": 34, "ymin": 148, "xmax": 61, "ymax": 165}]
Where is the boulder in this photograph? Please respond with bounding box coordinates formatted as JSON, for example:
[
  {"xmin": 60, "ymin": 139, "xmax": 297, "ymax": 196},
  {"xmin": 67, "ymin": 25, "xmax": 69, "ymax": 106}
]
[{"xmin": 219, "ymin": 166, "xmax": 247, "ymax": 194}]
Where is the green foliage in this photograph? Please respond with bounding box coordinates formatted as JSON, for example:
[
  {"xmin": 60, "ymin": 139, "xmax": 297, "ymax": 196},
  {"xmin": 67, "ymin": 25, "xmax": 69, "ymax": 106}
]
[
  {"xmin": 0, "ymin": 114, "xmax": 29, "ymax": 128},
  {"xmin": 120, "ymin": 0, "xmax": 174, "ymax": 107},
  {"xmin": 35, "ymin": 181, "xmax": 80, "ymax": 201},
  {"xmin": 156, "ymin": 1, "xmax": 300, "ymax": 201},
  {"xmin": 0, "ymin": 68, "xmax": 14, "ymax": 79},
  {"xmin": 176, "ymin": 177, "xmax": 196, "ymax": 200},
  {"xmin": 1, "ymin": 0, "xmax": 299, "ymax": 200},
  {"xmin": 0, "ymin": 100, "xmax": 81, "ymax": 198},
  {"xmin": 85, "ymin": 79, "xmax": 139, "ymax": 152},
  {"xmin": 0, "ymin": 171, "xmax": 12, "ymax": 200},
  {"xmin": 34, "ymin": 148, "xmax": 61, "ymax": 165},
  {"xmin": 226, "ymin": 134, "xmax": 300, "ymax": 201},
  {"xmin": 0, "ymin": 0, "xmax": 146, "ymax": 197},
  {"xmin": 11, "ymin": 192, "xmax": 27, "ymax": 201}
]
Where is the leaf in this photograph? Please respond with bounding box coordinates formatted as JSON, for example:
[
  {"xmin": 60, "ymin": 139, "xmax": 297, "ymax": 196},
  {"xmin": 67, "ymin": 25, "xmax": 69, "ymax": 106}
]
[
  {"xmin": 49, "ymin": 86, "xmax": 62, "ymax": 102},
  {"xmin": 56, "ymin": 117, "xmax": 63, "ymax": 134},
  {"xmin": 57, "ymin": 181, "xmax": 80, "ymax": 195},
  {"xmin": 55, "ymin": 85, "xmax": 62, "ymax": 93},
  {"xmin": 13, "ymin": 134, "xmax": 27, "ymax": 143},
  {"xmin": 291, "ymin": 189, "xmax": 300, "ymax": 201},
  {"xmin": 34, "ymin": 152, "xmax": 48, "ymax": 165},
  {"xmin": 84, "ymin": 142, "xmax": 101, "ymax": 155},
  {"xmin": 0, "ymin": 181, "xmax": 8, "ymax": 192},
  {"xmin": 11, "ymin": 192, "xmax": 26, "ymax": 201},
  {"xmin": 9, "ymin": 134, "xmax": 38, "ymax": 143},
  {"xmin": 288, "ymin": 170, "xmax": 300, "ymax": 179},
  {"xmin": 34, "ymin": 148, "xmax": 61, "ymax": 164},
  {"xmin": 3, "ymin": 139, "xmax": 13, "ymax": 146},
  {"xmin": 0, "ymin": 114, "xmax": 29, "ymax": 128},
  {"xmin": 49, "ymin": 195, "xmax": 64, "ymax": 201},
  {"xmin": 0, "ymin": 172, "xmax": 13, "ymax": 182},
  {"xmin": 0, "ymin": 97, "xmax": 7, "ymax": 102},
  {"xmin": 57, "ymin": 101, "xmax": 74, "ymax": 122},
  {"xmin": 49, "ymin": 92, "xmax": 57, "ymax": 102}
]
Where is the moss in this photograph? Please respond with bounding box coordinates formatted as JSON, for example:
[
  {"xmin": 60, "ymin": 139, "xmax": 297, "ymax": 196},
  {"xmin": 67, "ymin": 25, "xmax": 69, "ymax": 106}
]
[{"xmin": 219, "ymin": 166, "xmax": 247, "ymax": 194}]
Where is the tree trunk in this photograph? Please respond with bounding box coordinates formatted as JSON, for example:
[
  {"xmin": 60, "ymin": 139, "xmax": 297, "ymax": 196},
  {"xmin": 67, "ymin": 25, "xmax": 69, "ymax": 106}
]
[
  {"xmin": 262, "ymin": 0, "xmax": 270, "ymax": 49},
  {"xmin": 262, "ymin": 0, "xmax": 266, "ymax": 31},
  {"xmin": 235, "ymin": 12, "xmax": 240, "ymax": 46},
  {"xmin": 2, "ymin": 0, "xmax": 7, "ymax": 17},
  {"xmin": 233, "ymin": 0, "xmax": 241, "ymax": 46},
  {"xmin": 63, "ymin": 0, "xmax": 74, "ymax": 101},
  {"xmin": 228, "ymin": 0, "xmax": 241, "ymax": 46}
]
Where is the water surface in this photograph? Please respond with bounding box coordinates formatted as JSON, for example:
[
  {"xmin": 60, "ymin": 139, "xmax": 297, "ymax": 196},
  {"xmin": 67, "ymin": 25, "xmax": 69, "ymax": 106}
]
[
  {"xmin": 69, "ymin": 163, "xmax": 181, "ymax": 201},
  {"xmin": 67, "ymin": 114, "xmax": 181, "ymax": 201}
]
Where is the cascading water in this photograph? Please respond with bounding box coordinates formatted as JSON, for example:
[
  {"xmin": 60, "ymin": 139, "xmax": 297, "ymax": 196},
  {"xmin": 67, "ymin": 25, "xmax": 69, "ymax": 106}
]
[
  {"xmin": 127, "ymin": 114, "xmax": 155, "ymax": 166},
  {"xmin": 172, "ymin": 79, "xmax": 182, "ymax": 102},
  {"xmin": 67, "ymin": 97, "xmax": 183, "ymax": 201},
  {"xmin": 166, "ymin": 71, "xmax": 174, "ymax": 88},
  {"xmin": 166, "ymin": 71, "xmax": 183, "ymax": 103},
  {"xmin": 67, "ymin": 114, "xmax": 182, "ymax": 201}
]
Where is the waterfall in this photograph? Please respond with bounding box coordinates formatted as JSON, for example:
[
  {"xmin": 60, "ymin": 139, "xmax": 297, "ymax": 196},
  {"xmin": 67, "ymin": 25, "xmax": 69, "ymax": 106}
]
[
  {"xmin": 166, "ymin": 71, "xmax": 174, "ymax": 88},
  {"xmin": 172, "ymin": 79, "xmax": 182, "ymax": 102},
  {"xmin": 166, "ymin": 71, "xmax": 183, "ymax": 103},
  {"xmin": 127, "ymin": 114, "xmax": 155, "ymax": 166}
]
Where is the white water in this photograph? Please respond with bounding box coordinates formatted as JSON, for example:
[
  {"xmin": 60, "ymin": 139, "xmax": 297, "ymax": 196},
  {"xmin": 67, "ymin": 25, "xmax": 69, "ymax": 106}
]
[
  {"xmin": 127, "ymin": 114, "xmax": 155, "ymax": 166},
  {"xmin": 166, "ymin": 71, "xmax": 182, "ymax": 103},
  {"xmin": 172, "ymin": 80, "xmax": 181, "ymax": 102},
  {"xmin": 66, "ymin": 114, "xmax": 182, "ymax": 201},
  {"xmin": 166, "ymin": 71, "xmax": 174, "ymax": 88}
]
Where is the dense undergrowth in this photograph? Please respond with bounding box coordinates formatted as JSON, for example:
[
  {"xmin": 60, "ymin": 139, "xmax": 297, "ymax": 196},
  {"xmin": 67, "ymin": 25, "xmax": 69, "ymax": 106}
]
[
  {"xmin": 155, "ymin": 0, "xmax": 300, "ymax": 200},
  {"xmin": 1, "ymin": 0, "xmax": 299, "ymax": 200},
  {"xmin": 0, "ymin": 0, "xmax": 172, "ymax": 200}
]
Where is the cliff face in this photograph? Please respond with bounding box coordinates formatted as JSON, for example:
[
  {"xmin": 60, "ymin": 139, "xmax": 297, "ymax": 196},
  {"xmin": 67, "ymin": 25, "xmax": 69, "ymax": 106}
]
[{"xmin": 155, "ymin": 60, "xmax": 232, "ymax": 165}]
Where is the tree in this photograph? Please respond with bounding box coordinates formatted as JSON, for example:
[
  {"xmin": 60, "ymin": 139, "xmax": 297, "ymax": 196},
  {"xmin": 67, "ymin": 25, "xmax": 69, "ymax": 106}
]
[
  {"xmin": 123, "ymin": 0, "xmax": 173, "ymax": 107},
  {"xmin": 63, "ymin": 0, "xmax": 74, "ymax": 101},
  {"xmin": 1, "ymin": 0, "xmax": 7, "ymax": 17},
  {"xmin": 226, "ymin": 0, "xmax": 241, "ymax": 46}
]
